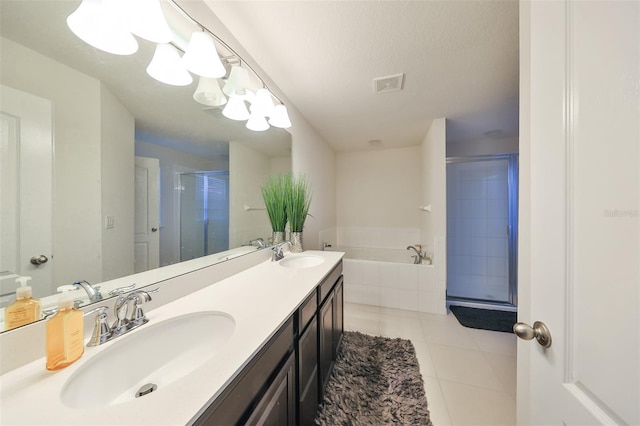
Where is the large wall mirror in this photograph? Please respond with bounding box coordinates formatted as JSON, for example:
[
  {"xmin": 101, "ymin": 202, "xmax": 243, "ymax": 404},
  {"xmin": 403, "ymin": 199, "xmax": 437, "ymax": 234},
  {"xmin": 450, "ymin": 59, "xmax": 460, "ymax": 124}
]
[{"xmin": 0, "ymin": 0, "xmax": 291, "ymax": 330}]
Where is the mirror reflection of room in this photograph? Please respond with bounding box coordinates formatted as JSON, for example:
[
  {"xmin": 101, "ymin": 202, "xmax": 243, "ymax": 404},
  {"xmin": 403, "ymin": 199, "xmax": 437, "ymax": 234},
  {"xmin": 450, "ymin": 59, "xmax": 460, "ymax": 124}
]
[{"xmin": 0, "ymin": 0, "xmax": 291, "ymax": 330}]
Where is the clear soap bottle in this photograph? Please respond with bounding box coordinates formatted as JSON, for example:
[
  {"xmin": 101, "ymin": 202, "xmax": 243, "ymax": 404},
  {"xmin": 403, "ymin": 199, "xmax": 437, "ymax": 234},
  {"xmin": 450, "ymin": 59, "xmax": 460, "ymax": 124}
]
[
  {"xmin": 46, "ymin": 292, "xmax": 84, "ymax": 371},
  {"xmin": 4, "ymin": 277, "xmax": 41, "ymax": 330}
]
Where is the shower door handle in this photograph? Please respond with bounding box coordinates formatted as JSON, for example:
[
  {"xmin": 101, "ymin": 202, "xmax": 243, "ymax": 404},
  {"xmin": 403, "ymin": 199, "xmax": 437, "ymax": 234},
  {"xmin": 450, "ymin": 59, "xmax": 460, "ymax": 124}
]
[{"xmin": 513, "ymin": 321, "xmax": 552, "ymax": 348}]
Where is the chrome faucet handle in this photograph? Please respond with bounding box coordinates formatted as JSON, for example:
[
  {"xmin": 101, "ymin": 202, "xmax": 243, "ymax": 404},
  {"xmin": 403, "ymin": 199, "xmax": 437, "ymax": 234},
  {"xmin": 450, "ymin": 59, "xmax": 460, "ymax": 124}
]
[
  {"xmin": 85, "ymin": 306, "xmax": 111, "ymax": 347},
  {"xmin": 126, "ymin": 288, "xmax": 159, "ymax": 327},
  {"xmin": 108, "ymin": 283, "xmax": 136, "ymax": 297},
  {"xmin": 271, "ymin": 241, "xmax": 292, "ymax": 261},
  {"xmin": 73, "ymin": 280, "xmax": 102, "ymax": 303}
]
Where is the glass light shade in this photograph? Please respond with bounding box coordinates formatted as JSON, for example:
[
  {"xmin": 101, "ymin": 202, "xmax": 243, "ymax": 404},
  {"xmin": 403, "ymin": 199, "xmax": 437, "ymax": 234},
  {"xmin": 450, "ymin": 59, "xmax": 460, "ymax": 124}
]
[
  {"xmin": 222, "ymin": 65, "xmax": 251, "ymax": 97},
  {"xmin": 67, "ymin": 0, "xmax": 138, "ymax": 55},
  {"xmin": 251, "ymin": 89, "xmax": 275, "ymax": 117},
  {"xmin": 146, "ymin": 44, "xmax": 193, "ymax": 86},
  {"xmin": 268, "ymin": 105, "xmax": 292, "ymax": 129},
  {"xmin": 193, "ymin": 77, "xmax": 227, "ymax": 107},
  {"xmin": 120, "ymin": 0, "xmax": 172, "ymax": 43},
  {"xmin": 246, "ymin": 110, "xmax": 270, "ymax": 132},
  {"xmin": 222, "ymin": 97, "xmax": 250, "ymax": 121},
  {"xmin": 182, "ymin": 31, "xmax": 226, "ymax": 78}
]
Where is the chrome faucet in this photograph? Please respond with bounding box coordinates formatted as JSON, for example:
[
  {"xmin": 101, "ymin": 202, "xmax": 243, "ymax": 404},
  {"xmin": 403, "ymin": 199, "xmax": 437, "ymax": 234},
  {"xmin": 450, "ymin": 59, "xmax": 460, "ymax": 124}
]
[
  {"xmin": 112, "ymin": 288, "xmax": 158, "ymax": 336},
  {"xmin": 249, "ymin": 238, "xmax": 267, "ymax": 249},
  {"xmin": 86, "ymin": 286, "xmax": 158, "ymax": 347},
  {"xmin": 406, "ymin": 245, "xmax": 425, "ymax": 264},
  {"xmin": 271, "ymin": 241, "xmax": 292, "ymax": 261},
  {"xmin": 73, "ymin": 280, "xmax": 102, "ymax": 303}
]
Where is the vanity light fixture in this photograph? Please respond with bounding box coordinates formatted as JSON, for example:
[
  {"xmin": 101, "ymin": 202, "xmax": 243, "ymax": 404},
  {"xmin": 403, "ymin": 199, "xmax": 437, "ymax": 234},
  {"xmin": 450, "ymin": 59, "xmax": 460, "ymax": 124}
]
[
  {"xmin": 268, "ymin": 105, "xmax": 292, "ymax": 129},
  {"xmin": 222, "ymin": 97, "xmax": 251, "ymax": 121},
  {"xmin": 222, "ymin": 65, "xmax": 251, "ymax": 98},
  {"xmin": 67, "ymin": 0, "xmax": 138, "ymax": 55},
  {"xmin": 252, "ymin": 89, "xmax": 276, "ymax": 117},
  {"xmin": 146, "ymin": 43, "xmax": 193, "ymax": 86},
  {"xmin": 66, "ymin": 0, "xmax": 292, "ymax": 130},
  {"xmin": 182, "ymin": 31, "xmax": 226, "ymax": 78},
  {"xmin": 193, "ymin": 77, "xmax": 227, "ymax": 107},
  {"xmin": 121, "ymin": 0, "xmax": 173, "ymax": 43},
  {"xmin": 246, "ymin": 109, "xmax": 270, "ymax": 132}
]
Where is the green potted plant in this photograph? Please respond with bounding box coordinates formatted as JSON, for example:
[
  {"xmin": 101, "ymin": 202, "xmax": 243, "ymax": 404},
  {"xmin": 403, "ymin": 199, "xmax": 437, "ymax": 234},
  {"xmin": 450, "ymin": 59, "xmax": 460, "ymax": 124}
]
[
  {"xmin": 261, "ymin": 173, "xmax": 291, "ymax": 244},
  {"xmin": 286, "ymin": 174, "xmax": 312, "ymax": 252}
]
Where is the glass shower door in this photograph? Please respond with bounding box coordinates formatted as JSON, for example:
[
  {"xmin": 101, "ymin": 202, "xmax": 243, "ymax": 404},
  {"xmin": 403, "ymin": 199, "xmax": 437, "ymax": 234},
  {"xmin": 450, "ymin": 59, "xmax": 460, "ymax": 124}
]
[{"xmin": 446, "ymin": 155, "xmax": 518, "ymax": 305}]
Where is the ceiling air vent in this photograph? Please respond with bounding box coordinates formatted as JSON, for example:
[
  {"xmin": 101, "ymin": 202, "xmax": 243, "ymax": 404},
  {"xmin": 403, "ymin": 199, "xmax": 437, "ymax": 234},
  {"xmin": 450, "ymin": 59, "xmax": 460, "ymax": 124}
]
[{"xmin": 373, "ymin": 73, "xmax": 405, "ymax": 94}]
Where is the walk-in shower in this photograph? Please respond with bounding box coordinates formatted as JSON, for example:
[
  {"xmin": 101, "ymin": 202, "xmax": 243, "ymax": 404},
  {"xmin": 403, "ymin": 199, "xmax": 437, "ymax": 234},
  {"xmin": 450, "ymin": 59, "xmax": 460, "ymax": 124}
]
[
  {"xmin": 446, "ymin": 155, "xmax": 518, "ymax": 308},
  {"xmin": 179, "ymin": 171, "xmax": 229, "ymax": 261}
]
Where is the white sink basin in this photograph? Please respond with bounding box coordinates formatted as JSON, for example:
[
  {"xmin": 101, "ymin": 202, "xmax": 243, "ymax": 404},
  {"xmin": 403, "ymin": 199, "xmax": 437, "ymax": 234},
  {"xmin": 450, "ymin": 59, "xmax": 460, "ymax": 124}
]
[
  {"xmin": 279, "ymin": 255, "xmax": 325, "ymax": 269},
  {"xmin": 61, "ymin": 311, "xmax": 235, "ymax": 409}
]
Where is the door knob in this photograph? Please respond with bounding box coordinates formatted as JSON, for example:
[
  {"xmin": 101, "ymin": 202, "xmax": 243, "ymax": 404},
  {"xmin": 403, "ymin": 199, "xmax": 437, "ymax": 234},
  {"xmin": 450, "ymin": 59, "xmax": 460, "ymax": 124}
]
[
  {"xmin": 151, "ymin": 227, "xmax": 158, "ymax": 232},
  {"xmin": 513, "ymin": 321, "xmax": 552, "ymax": 348},
  {"xmin": 30, "ymin": 255, "xmax": 49, "ymax": 265}
]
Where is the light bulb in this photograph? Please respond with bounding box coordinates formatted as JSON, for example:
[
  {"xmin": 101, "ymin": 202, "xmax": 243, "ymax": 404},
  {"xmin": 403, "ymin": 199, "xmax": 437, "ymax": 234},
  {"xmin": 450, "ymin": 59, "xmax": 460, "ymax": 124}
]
[
  {"xmin": 182, "ymin": 31, "xmax": 226, "ymax": 78},
  {"xmin": 222, "ymin": 97, "xmax": 250, "ymax": 121},
  {"xmin": 268, "ymin": 105, "xmax": 292, "ymax": 128},
  {"xmin": 193, "ymin": 77, "xmax": 227, "ymax": 106}
]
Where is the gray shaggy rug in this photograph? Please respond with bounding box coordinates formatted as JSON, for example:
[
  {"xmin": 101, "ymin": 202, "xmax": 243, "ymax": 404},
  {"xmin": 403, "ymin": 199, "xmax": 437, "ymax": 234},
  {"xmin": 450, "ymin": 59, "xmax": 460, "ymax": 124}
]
[{"xmin": 315, "ymin": 331, "xmax": 433, "ymax": 426}]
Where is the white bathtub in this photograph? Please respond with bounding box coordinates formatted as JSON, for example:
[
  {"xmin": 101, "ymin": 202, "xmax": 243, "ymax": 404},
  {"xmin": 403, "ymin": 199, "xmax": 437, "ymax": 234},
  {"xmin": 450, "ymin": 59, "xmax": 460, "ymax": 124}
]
[
  {"xmin": 333, "ymin": 246, "xmax": 444, "ymax": 314},
  {"xmin": 335, "ymin": 246, "xmax": 416, "ymax": 263}
]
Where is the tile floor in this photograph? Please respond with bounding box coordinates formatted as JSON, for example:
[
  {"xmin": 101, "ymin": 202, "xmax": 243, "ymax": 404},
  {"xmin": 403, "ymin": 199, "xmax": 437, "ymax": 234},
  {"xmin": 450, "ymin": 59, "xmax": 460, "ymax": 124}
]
[{"xmin": 344, "ymin": 302, "xmax": 517, "ymax": 426}]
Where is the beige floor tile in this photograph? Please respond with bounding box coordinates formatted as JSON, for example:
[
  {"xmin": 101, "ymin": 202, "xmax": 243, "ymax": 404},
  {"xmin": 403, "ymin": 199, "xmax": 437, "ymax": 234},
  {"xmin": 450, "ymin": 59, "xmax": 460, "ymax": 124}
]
[
  {"xmin": 412, "ymin": 339, "xmax": 438, "ymax": 379},
  {"xmin": 468, "ymin": 327, "xmax": 518, "ymax": 356},
  {"xmin": 439, "ymin": 380, "xmax": 516, "ymax": 426},
  {"xmin": 344, "ymin": 302, "xmax": 380, "ymax": 314},
  {"xmin": 428, "ymin": 344, "xmax": 505, "ymax": 392},
  {"xmin": 423, "ymin": 376, "xmax": 453, "ymax": 426},
  {"xmin": 420, "ymin": 319, "xmax": 480, "ymax": 350},
  {"xmin": 379, "ymin": 306, "xmax": 421, "ymax": 318},
  {"xmin": 485, "ymin": 353, "xmax": 517, "ymax": 399},
  {"xmin": 379, "ymin": 315, "xmax": 426, "ymax": 342}
]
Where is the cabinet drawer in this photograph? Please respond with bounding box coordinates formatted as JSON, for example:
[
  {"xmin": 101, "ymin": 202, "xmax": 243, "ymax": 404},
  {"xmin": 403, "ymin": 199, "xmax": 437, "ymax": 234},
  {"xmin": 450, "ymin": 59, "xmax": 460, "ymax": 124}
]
[
  {"xmin": 193, "ymin": 319, "xmax": 294, "ymax": 425},
  {"xmin": 298, "ymin": 291, "xmax": 317, "ymax": 333},
  {"xmin": 318, "ymin": 261, "xmax": 343, "ymax": 305}
]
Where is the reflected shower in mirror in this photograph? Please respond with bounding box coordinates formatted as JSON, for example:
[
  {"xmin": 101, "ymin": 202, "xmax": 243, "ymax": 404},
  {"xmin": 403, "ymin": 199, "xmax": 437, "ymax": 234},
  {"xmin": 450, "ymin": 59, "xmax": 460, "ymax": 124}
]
[{"xmin": 0, "ymin": 0, "xmax": 291, "ymax": 330}]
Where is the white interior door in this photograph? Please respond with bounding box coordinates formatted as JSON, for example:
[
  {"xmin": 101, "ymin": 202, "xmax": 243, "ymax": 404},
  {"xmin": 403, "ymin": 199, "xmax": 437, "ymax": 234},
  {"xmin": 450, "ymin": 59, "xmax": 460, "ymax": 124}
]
[
  {"xmin": 0, "ymin": 85, "xmax": 53, "ymax": 300},
  {"xmin": 519, "ymin": 1, "xmax": 639, "ymax": 424},
  {"xmin": 134, "ymin": 156, "xmax": 160, "ymax": 273}
]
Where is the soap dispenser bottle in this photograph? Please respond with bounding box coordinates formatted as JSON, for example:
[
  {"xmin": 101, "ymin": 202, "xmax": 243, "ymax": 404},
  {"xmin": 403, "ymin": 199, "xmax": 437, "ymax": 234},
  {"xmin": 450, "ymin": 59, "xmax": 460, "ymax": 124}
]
[
  {"xmin": 46, "ymin": 290, "xmax": 84, "ymax": 371},
  {"xmin": 4, "ymin": 276, "xmax": 41, "ymax": 330}
]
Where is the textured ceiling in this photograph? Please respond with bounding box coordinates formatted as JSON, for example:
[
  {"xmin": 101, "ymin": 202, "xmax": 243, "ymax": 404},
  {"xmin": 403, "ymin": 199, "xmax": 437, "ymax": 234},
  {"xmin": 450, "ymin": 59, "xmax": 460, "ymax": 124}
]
[{"xmin": 205, "ymin": 0, "xmax": 520, "ymax": 151}]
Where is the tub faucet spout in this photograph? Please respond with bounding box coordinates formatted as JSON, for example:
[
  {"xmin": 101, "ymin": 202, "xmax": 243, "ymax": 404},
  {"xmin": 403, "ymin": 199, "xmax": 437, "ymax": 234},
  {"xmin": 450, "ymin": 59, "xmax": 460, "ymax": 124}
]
[{"xmin": 406, "ymin": 245, "xmax": 425, "ymax": 264}]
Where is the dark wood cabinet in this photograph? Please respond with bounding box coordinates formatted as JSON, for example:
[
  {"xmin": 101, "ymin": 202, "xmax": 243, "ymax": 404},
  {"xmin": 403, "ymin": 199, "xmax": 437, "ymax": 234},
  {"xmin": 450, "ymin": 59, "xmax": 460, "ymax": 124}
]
[
  {"xmin": 191, "ymin": 260, "xmax": 343, "ymax": 426},
  {"xmin": 297, "ymin": 316, "xmax": 318, "ymax": 425},
  {"xmin": 245, "ymin": 353, "xmax": 296, "ymax": 426},
  {"xmin": 333, "ymin": 277, "xmax": 344, "ymax": 358}
]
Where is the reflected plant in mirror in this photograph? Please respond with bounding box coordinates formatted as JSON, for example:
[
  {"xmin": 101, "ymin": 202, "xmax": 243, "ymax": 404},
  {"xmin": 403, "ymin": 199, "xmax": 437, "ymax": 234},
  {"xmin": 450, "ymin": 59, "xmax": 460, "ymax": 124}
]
[
  {"xmin": 0, "ymin": 0, "xmax": 291, "ymax": 331},
  {"xmin": 261, "ymin": 173, "xmax": 292, "ymax": 245}
]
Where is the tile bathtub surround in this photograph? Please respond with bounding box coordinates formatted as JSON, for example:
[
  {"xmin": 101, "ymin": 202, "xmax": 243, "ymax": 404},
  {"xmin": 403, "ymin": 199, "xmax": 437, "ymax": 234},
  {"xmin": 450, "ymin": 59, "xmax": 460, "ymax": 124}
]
[
  {"xmin": 343, "ymin": 258, "xmax": 445, "ymax": 314},
  {"xmin": 344, "ymin": 302, "xmax": 517, "ymax": 426}
]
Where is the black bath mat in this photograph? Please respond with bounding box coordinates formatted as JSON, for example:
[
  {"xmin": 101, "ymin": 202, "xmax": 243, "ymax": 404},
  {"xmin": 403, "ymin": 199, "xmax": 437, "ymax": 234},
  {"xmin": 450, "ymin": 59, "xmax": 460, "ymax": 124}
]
[
  {"xmin": 450, "ymin": 305, "xmax": 516, "ymax": 333},
  {"xmin": 315, "ymin": 331, "xmax": 432, "ymax": 426}
]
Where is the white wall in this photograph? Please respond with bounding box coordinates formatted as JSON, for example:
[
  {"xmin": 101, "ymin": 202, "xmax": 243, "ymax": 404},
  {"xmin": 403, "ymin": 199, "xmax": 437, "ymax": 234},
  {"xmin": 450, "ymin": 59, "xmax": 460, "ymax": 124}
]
[
  {"xmin": 228, "ymin": 141, "xmax": 272, "ymax": 248},
  {"xmin": 134, "ymin": 140, "xmax": 228, "ymax": 267},
  {"xmin": 0, "ymin": 37, "xmax": 133, "ymax": 289},
  {"xmin": 335, "ymin": 147, "xmax": 422, "ymax": 249},
  {"xmin": 100, "ymin": 84, "xmax": 135, "ymax": 281},
  {"xmin": 421, "ymin": 118, "xmax": 447, "ymax": 314}
]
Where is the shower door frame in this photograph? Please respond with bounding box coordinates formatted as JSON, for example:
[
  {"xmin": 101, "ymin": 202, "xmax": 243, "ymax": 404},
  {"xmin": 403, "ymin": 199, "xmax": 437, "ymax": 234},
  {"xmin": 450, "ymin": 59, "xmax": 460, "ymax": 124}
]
[{"xmin": 446, "ymin": 153, "xmax": 519, "ymax": 308}]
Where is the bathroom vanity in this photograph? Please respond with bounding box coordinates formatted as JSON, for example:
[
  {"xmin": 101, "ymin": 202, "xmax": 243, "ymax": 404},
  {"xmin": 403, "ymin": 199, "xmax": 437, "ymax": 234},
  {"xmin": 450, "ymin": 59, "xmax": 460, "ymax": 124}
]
[{"xmin": 0, "ymin": 250, "xmax": 344, "ymax": 425}]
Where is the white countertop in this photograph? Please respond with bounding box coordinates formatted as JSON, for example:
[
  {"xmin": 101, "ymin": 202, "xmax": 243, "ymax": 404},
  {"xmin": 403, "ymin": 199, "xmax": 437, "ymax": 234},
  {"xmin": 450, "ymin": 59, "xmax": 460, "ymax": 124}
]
[{"xmin": 0, "ymin": 250, "xmax": 344, "ymax": 425}]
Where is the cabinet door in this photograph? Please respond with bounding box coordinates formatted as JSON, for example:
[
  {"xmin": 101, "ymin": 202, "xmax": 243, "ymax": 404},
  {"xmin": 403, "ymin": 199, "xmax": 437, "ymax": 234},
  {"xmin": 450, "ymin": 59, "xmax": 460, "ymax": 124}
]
[
  {"xmin": 246, "ymin": 353, "xmax": 296, "ymax": 426},
  {"xmin": 333, "ymin": 277, "xmax": 344, "ymax": 357},
  {"xmin": 319, "ymin": 291, "xmax": 334, "ymax": 395},
  {"xmin": 298, "ymin": 316, "xmax": 318, "ymax": 425}
]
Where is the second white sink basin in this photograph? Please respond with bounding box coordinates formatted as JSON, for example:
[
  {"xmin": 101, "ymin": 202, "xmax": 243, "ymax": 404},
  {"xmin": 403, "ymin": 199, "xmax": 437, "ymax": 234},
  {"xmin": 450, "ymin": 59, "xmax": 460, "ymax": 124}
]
[
  {"xmin": 279, "ymin": 254, "xmax": 325, "ymax": 269},
  {"xmin": 61, "ymin": 311, "xmax": 235, "ymax": 409}
]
